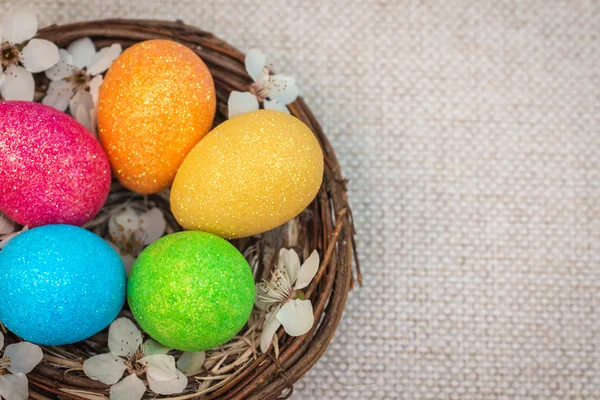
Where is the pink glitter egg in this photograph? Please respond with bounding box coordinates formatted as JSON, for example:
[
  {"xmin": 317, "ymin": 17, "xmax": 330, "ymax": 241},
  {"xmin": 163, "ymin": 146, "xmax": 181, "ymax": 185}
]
[{"xmin": 0, "ymin": 102, "xmax": 111, "ymax": 227}]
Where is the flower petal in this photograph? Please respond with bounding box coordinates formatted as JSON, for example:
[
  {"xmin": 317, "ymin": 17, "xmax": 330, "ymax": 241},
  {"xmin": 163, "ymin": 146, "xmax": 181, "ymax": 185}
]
[
  {"xmin": 260, "ymin": 308, "xmax": 282, "ymax": 353},
  {"xmin": 255, "ymin": 67, "xmax": 271, "ymax": 87},
  {"xmin": 42, "ymin": 80, "xmax": 75, "ymax": 112},
  {"xmin": 87, "ymin": 43, "xmax": 122, "ymax": 76},
  {"xmin": 0, "ymin": 373, "xmax": 29, "ymax": 400},
  {"xmin": 264, "ymin": 99, "xmax": 289, "ymax": 114},
  {"xmin": 0, "ymin": 212, "xmax": 16, "ymax": 235},
  {"xmin": 228, "ymin": 91, "xmax": 259, "ymax": 119},
  {"xmin": 67, "ymin": 37, "xmax": 96, "ymax": 69},
  {"xmin": 245, "ymin": 49, "xmax": 267, "ymax": 81},
  {"xmin": 73, "ymin": 89, "xmax": 95, "ymax": 130},
  {"xmin": 108, "ymin": 318, "xmax": 143, "ymax": 358},
  {"xmin": 267, "ymin": 75, "xmax": 298, "ymax": 104},
  {"xmin": 147, "ymin": 368, "xmax": 187, "ymax": 395},
  {"xmin": 277, "ymin": 248, "xmax": 301, "ymax": 286},
  {"xmin": 106, "ymin": 241, "xmax": 134, "ymax": 275},
  {"xmin": 141, "ymin": 339, "xmax": 171, "ymax": 357},
  {"xmin": 255, "ymin": 282, "xmax": 277, "ymax": 310},
  {"xmin": 0, "ymin": 65, "xmax": 34, "ymax": 101},
  {"xmin": 268, "ymin": 264, "xmax": 294, "ymax": 302},
  {"xmin": 76, "ymin": 104, "xmax": 93, "ymax": 133},
  {"xmin": 0, "ymin": 227, "xmax": 28, "ymax": 250},
  {"xmin": 1, "ymin": 5, "xmax": 37, "ymax": 44},
  {"xmin": 176, "ymin": 352, "xmax": 205, "ymax": 375},
  {"xmin": 89, "ymin": 75, "xmax": 103, "ymax": 105},
  {"xmin": 110, "ymin": 374, "xmax": 146, "ymax": 400},
  {"xmin": 4, "ymin": 342, "xmax": 43, "ymax": 374},
  {"xmin": 0, "ymin": 233, "xmax": 18, "ymax": 250},
  {"xmin": 139, "ymin": 208, "xmax": 166, "ymax": 245},
  {"xmin": 108, "ymin": 207, "xmax": 141, "ymax": 244},
  {"xmin": 83, "ymin": 353, "xmax": 127, "ymax": 385},
  {"xmin": 21, "ymin": 39, "xmax": 60, "ymax": 73},
  {"xmin": 294, "ymin": 250, "xmax": 320, "ymax": 290},
  {"xmin": 69, "ymin": 89, "xmax": 83, "ymax": 116},
  {"xmin": 140, "ymin": 354, "xmax": 178, "ymax": 382},
  {"xmin": 276, "ymin": 299, "xmax": 314, "ymax": 337},
  {"xmin": 45, "ymin": 49, "xmax": 76, "ymax": 80},
  {"xmin": 69, "ymin": 88, "xmax": 93, "ymax": 118},
  {"xmin": 122, "ymin": 254, "xmax": 136, "ymax": 275}
]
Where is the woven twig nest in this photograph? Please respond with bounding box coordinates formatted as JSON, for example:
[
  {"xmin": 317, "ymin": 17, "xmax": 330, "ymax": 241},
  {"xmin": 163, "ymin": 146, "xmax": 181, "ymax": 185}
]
[{"xmin": 4, "ymin": 19, "xmax": 358, "ymax": 400}]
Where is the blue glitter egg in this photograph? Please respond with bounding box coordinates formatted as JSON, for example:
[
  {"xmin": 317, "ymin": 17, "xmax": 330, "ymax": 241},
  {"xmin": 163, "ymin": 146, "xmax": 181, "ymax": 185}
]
[{"xmin": 0, "ymin": 225, "xmax": 126, "ymax": 345}]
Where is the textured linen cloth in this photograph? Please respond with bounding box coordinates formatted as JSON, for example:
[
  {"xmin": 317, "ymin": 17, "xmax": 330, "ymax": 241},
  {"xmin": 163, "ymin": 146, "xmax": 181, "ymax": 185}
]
[{"xmin": 2, "ymin": 0, "xmax": 599, "ymax": 398}]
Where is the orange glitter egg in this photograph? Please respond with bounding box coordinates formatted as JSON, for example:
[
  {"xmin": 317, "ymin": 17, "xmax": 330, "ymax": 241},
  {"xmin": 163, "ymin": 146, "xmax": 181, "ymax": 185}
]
[{"xmin": 98, "ymin": 39, "xmax": 216, "ymax": 194}]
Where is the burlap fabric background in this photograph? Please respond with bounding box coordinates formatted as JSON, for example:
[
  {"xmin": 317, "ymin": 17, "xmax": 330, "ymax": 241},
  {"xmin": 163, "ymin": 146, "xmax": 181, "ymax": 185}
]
[{"xmin": 2, "ymin": 0, "xmax": 598, "ymax": 398}]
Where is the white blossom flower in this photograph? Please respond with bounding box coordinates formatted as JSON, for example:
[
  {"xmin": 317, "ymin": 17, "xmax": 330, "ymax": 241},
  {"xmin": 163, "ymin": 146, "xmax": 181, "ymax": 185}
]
[
  {"xmin": 83, "ymin": 318, "xmax": 204, "ymax": 400},
  {"xmin": 228, "ymin": 49, "xmax": 298, "ymax": 118},
  {"xmin": 0, "ymin": 212, "xmax": 28, "ymax": 250},
  {"xmin": 43, "ymin": 37, "xmax": 121, "ymax": 135},
  {"xmin": 106, "ymin": 207, "xmax": 166, "ymax": 273},
  {"xmin": 0, "ymin": 5, "xmax": 59, "ymax": 101},
  {"xmin": 256, "ymin": 249, "xmax": 319, "ymax": 353},
  {"xmin": 0, "ymin": 331, "xmax": 44, "ymax": 400}
]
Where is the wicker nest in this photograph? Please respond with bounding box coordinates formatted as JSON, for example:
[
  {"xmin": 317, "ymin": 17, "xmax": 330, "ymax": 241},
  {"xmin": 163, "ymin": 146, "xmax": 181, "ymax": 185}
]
[{"xmin": 6, "ymin": 19, "xmax": 360, "ymax": 400}]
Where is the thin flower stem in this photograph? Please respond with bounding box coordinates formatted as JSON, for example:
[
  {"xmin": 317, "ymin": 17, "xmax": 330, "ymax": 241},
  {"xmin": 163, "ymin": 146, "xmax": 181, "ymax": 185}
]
[{"xmin": 42, "ymin": 354, "xmax": 83, "ymax": 369}]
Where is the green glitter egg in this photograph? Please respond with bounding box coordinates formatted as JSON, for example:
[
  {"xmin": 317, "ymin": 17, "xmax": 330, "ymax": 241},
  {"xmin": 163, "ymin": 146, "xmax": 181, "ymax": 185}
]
[{"xmin": 127, "ymin": 231, "xmax": 255, "ymax": 351}]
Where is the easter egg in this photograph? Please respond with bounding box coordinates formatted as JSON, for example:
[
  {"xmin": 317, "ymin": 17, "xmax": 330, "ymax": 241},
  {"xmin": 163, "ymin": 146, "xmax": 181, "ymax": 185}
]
[
  {"xmin": 0, "ymin": 101, "xmax": 111, "ymax": 227},
  {"xmin": 171, "ymin": 109, "xmax": 324, "ymax": 239},
  {"xmin": 0, "ymin": 225, "xmax": 126, "ymax": 345},
  {"xmin": 98, "ymin": 39, "xmax": 216, "ymax": 194},
  {"xmin": 128, "ymin": 231, "xmax": 255, "ymax": 351}
]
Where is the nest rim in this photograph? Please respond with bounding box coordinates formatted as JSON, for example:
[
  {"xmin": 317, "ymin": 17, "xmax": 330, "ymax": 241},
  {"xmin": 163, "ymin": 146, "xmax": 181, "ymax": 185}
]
[{"xmin": 7, "ymin": 18, "xmax": 360, "ymax": 400}]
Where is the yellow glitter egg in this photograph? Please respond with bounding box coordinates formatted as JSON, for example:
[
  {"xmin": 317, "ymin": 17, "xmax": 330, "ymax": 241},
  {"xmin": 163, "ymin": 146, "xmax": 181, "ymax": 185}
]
[
  {"xmin": 98, "ymin": 39, "xmax": 216, "ymax": 194},
  {"xmin": 171, "ymin": 109, "xmax": 324, "ymax": 239}
]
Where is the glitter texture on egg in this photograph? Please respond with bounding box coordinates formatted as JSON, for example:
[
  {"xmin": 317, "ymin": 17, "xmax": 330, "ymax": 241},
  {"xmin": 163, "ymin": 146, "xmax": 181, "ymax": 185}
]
[
  {"xmin": 98, "ymin": 39, "xmax": 216, "ymax": 194},
  {"xmin": 171, "ymin": 109, "xmax": 324, "ymax": 239},
  {"xmin": 127, "ymin": 231, "xmax": 255, "ymax": 351},
  {"xmin": 0, "ymin": 101, "xmax": 111, "ymax": 228},
  {"xmin": 0, "ymin": 225, "xmax": 126, "ymax": 346}
]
